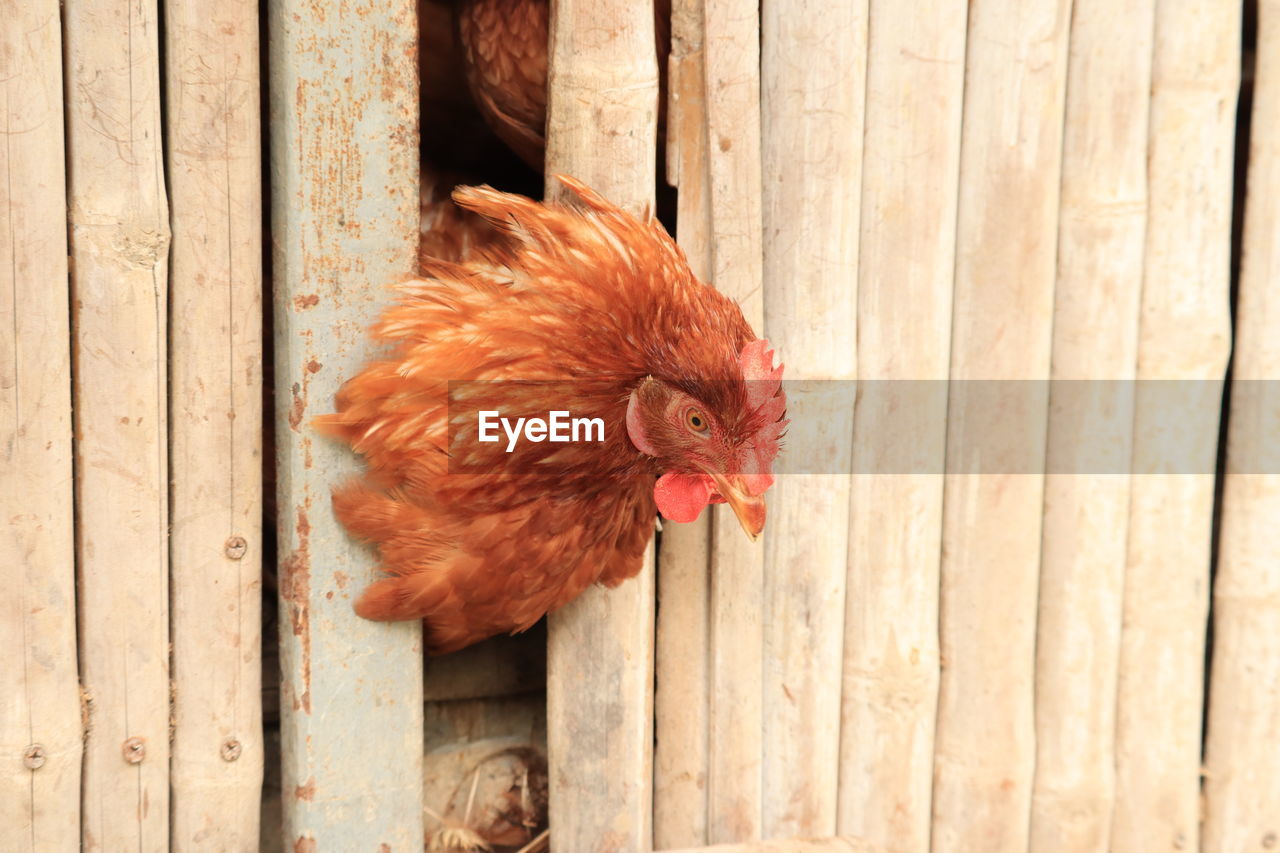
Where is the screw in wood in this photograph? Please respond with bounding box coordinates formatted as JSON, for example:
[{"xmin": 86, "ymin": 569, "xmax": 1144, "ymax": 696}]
[
  {"xmin": 23, "ymin": 744, "xmax": 46, "ymax": 770},
  {"xmin": 224, "ymin": 536, "xmax": 248, "ymax": 560},
  {"xmin": 122, "ymin": 737, "xmax": 146, "ymax": 764},
  {"xmin": 221, "ymin": 738, "xmax": 243, "ymax": 761}
]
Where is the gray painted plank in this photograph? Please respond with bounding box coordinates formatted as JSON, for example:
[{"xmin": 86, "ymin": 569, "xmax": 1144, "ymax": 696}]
[{"xmin": 267, "ymin": 0, "xmax": 425, "ymax": 847}]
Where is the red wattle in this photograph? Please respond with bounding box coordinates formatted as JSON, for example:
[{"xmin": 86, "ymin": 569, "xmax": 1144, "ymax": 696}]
[{"xmin": 653, "ymin": 471, "xmax": 715, "ymax": 523}]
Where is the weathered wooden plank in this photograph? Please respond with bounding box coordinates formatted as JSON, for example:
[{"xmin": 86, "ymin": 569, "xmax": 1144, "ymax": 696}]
[
  {"xmin": 665, "ymin": 836, "xmax": 883, "ymax": 853},
  {"xmin": 700, "ymin": 0, "xmax": 766, "ymax": 842},
  {"xmin": 64, "ymin": 0, "xmax": 171, "ymax": 848},
  {"xmin": 166, "ymin": 0, "xmax": 264, "ymax": 848},
  {"xmin": 838, "ymin": 0, "xmax": 965, "ymax": 849},
  {"xmin": 654, "ymin": 1, "xmax": 713, "ymax": 840},
  {"xmin": 1028, "ymin": 1, "xmax": 1154, "ymax": 850},
  {"xmin": 759, "ymin": 0, "xmax": 864, "ymax": 838},
  {"xmin": 931, "ymin": 0, "xmax": 1071, "ymax": 849},
  {"xmin": 1111, "ymin": 1, "xmax": 1239, "ymax": 850},
  {"xmin": 0, "ymin": 3, "xmax": 82, "ymax": 850},
  {"xmin": 1203, "ymin": 3, "xmax": 1280, "ymax": 848},
  {"xmin": 544, "ymin": 0, "xmax": 660, "ymax": 849},
  {"xmin": 267, "ymin": 0, "xmax": 425, "ymax": 847}
]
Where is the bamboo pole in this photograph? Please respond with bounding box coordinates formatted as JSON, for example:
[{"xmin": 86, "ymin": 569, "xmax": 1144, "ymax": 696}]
[
  {"xmin": 64, "ymin": 0, "xmax": 172, "ymax": 848},
  {"xmin": 1111, "ymin": 1, "xmax": 1239, "ymax": 850},
  {"xmin": 700, "ymin": 0, "xmax": 766, "ymax": 842},
  {"xmin": 166, "ymin": 0, "xmax": 263, "ymax": 848},
  {"xmin": 1203, "ymin": 4, "xmax": 1280, "ymax": 847},
  {"xmin": 1028, "ymin": 2, "xmax": 1154, "ymax": 850},
  {"xmin": 0, "ymin": 3, "xmax": 82, "ymax": 849},
  {"xmin": 759, "ymin": 0, "xmax": 864, "ymax": 839},
  {"xmin": 543, "ymin": 0, "xmax": 659, "ymax": 849},
  {"xmin": 838, "ymin": 0, "xmax": 965, "ymax": 849},
  {"xmin": 931, "ymin": 0, "xmax": 1070, "ymax": 849},
  {"xmin": 654, "ymin": 0, "xmax": 713, "ymax": 842},
  {"xmin": 268, "ymin": 0, "xmax": 425, "ymax": 847}
]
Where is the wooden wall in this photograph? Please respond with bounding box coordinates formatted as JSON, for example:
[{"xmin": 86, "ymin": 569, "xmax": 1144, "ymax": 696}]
[{"xmin": 3, "ymin": 1, "xmax": 1278, "ymax": 852}]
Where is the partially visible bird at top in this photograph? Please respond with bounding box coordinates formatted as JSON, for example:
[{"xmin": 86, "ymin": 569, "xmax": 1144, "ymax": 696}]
[
  {"xmin": 315, "ymin": 176, "xmax": 785, "ymax": 654},
  {"xmin": 453, "ymin": 0, "xmax": 671, "ymax": 171}
]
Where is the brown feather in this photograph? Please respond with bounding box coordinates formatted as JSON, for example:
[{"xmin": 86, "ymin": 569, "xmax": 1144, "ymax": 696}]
[{"xmin": 318, "ymin": 180, "xmax": 757, "ymax": 653}]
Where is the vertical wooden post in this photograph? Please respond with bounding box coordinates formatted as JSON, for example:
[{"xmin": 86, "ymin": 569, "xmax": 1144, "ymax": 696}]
[
  {"xmin": 700, "ymin": 0, "xmax": 766, "ymax": 843},
  {"xmin": 64, "ymin": 0, "xmax": 172, "ymax": 849},
  {"xmin": 1111, "ymin": 1, "xmax": 1239, "ymax": 850},
  {"xmin": 654, "ymin": 0, "xmax": 713, "ymax": 844},
  {"xmin": 543, "ymin": 1, "xmax": 659, "ymax": 850},
  {"xmin": 0, "ymin": 3, "xmax": 82, "ymax": 849},
  {"xmin": 268, "ymin": 0, "xmax": 425, "ymax": 848},
  {"xmin": 1029, "ymin": 1, "xmax": 1154, "ymax": 850},
  {"xmin": 1203, "ymin": 4, "xmax": 1280, "ymax": 847},
  {"xmin": 166, "ymin": 0, "xmax": 264, "ymax": 848},
  {"xmin": 838, "ymin": 0, "xmax": 965, "ymax": 849},
  {"xmin": 931, "ymin": 0, "xmax": 1071, "ymax": 849},
  {"xmin": 759, "ymin": 0, "xmax": 864, "ymax": 839}
]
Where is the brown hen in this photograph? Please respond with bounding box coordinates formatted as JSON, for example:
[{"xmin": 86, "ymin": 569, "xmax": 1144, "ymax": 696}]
[{"xmin": 316, "ymin": 178, "xmax": 784, "ymax": 653}]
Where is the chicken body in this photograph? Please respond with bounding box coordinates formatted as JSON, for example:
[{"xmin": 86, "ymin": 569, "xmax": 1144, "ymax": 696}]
[
  {"xmin": 318, "ymin": 178, "xmax": 783, "ymax": 653},
  {"xmin": 455, "ymin": 0, "xmax": 670, "ymax": 171},
  {"xmin": 455, "ymin": 0, "xmax": 549, "ymax": 169}
]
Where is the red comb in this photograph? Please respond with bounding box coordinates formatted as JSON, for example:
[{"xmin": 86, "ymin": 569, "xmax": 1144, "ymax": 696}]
[
  {"xmin": 738, "ymin": 339, "xmax": 786, "ymax": 481},
  {"xmin": 739, "ymin": 339, "xmax": 784, "ymax": 412}
]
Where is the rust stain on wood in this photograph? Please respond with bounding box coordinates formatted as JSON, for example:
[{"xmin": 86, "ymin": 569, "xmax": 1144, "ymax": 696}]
[
  {"xmin": 295, "ymin": 777, "xmax": 316, "ymax": 801},
  {"xmin": 281, "ymin": 504, "xmax": 313, "ymax": 713},
  {"xmin": 289, "ymin": 382, "xmax": 306, "ymax": 432},
  {"xmin": 293, "ymin": 293, "xmax": 320, "ymax": 310}
]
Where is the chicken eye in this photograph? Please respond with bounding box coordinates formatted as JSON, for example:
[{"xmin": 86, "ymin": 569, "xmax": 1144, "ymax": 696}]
[{"xmin": 684, "ymin": 407, "xmax": 710, "ymax": 434}]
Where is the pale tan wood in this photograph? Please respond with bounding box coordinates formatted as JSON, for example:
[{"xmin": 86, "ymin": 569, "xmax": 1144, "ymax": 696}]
[
  {"xmin": 1203, "ymin": 4, "xmax": 1280, "ymax": 848},
  {"xmin": 1111, "ymin": 2, "xmax": 1240, "ymax": 850},
  {"xmin": 664, "ymin": 836, "xmax": 883, "ymax": 853},
  {"xmin": 165, "ymin": 0, "xmax": 263, "ymax": 848},
  {"xmin": 931, "ymin": 0, "xmax": 1071, "ymax": 849},
  {"xmin": 64, "ymin": 0, "xmax": 171, "ymax": 849},
  {"xmin": 759, "ymin": 0, "xmax": 863, "ymax": 838},
  {"xmin": 0, "ymin": 3, "xmax": 82, "ymax": 849},
  {"xmin": 1028, "ymin": 2, "xmax": 1154, "ymax": 851},
  {"xmin": 654, "ymin": 518, "xmax": 711, "ymax": 850},
  {"xmin": 654, "ymin": 2, "xmax": 713, "ymax": 842},
  {"xmin": 699, "ymin": 0, "xmax": 766, "ymax": 842},
  {"xmin": 838, "ymin": 0, "xmax": 964, "ymax": 849},
  {"xmin": 544, "ymin": 1, "xmax": 659, "ymax": 848}
]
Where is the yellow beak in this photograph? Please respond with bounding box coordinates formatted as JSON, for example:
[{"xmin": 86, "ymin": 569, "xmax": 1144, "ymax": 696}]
[{"xmin": 705, "ymin": 470, "xmax": 767, "ymax": 542}]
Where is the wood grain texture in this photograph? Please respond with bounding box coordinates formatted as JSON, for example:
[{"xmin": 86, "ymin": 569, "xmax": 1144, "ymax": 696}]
[
  {"xmin": 700, "ymin": 0, "xmax": 766, "ymax": 842},
  {"xmin": 544, "ymin": 0, "xmax": 660, "ymax": 848},
  {"xmin": 1029, "ymin": 1, "xmax": 1154, "ymax": 850},
  {"xmin": 760, "ymin": 0, "xmax": 864, "ymax": 838},
  {"xmin": 166, "ymin": 0, "xmax": 264, "ymax": 848},
  {"xmin": 64, "ymin": 1, "xmax": 172, "ymax": 849},
  {"xmin": 1111, "ymin": 1, "xmax": 1239, "ymax": 850},
  {"xmin": 654, "ymin": 2, "xmax": 713, "ymax": 840},
  {"xmin": 1203, "ymin": 4, "xmax": 1280, "ymax": 848},
  {"xmin": 664, "ymin": 836, "xmax": 883, "ymax": 853},
  {"xmin": 268, "ymin": 0, "xmax": 425, "ymax": 848},
  {"xmin": 838, "ymin": 0, "xmax": 965, "ymax": 849},
  {"xmin": 0, "ymin": 3, "xmax": 82, "ymax": 850},
  {"xmin": 931, "ymin": 0, "xmax": 1071, "ymax": 849}
]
